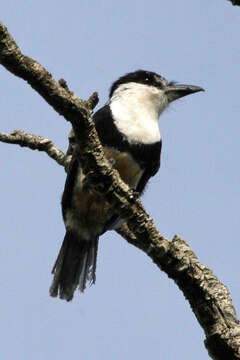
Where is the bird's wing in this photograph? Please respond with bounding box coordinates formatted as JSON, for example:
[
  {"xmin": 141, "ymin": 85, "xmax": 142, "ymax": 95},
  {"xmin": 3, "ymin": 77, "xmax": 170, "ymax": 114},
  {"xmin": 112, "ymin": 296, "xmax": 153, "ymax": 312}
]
[
  {"xmin": 94, "ymin": 104, "xmax": 124, "ymax": 147},
  {"xmin": 94, "ymin": 104, "xmax": 162, "ymax": 194},
  {"xmin": 135, "ymin": 140, "xmax": 162, "ymax": 194},
  {"xmin": 61, "ymin": 156, "xmax": 79, "ymax": 220}
]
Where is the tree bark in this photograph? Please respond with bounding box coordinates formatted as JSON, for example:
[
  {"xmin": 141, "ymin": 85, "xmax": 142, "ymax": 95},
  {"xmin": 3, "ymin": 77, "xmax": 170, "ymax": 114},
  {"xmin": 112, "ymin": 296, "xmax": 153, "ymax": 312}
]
[{"xmin": 0, "ymin": 21, "xmax": 240, "ymax": 359}]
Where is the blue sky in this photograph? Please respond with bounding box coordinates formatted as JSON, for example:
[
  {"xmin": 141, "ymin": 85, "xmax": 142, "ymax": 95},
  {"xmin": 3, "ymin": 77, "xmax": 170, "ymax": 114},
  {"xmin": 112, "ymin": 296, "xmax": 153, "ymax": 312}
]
[{"xmin": 1, "ymin": 1, "xmax": 240, "ymax": 359}]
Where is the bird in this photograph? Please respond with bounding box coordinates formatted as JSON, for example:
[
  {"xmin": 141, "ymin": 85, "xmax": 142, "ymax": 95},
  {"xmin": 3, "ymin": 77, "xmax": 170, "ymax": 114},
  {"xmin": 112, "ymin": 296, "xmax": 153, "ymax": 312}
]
[{"xmin": 50, "ymin": 70, "xmax": 204, "ymax": 301}]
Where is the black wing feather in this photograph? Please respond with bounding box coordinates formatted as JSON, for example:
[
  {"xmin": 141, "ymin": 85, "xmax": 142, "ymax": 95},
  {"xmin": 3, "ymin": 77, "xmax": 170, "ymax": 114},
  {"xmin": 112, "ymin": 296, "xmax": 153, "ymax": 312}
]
[{"xmin": 94, "ymin": 104, "xmax": 162, "ymax": 194}]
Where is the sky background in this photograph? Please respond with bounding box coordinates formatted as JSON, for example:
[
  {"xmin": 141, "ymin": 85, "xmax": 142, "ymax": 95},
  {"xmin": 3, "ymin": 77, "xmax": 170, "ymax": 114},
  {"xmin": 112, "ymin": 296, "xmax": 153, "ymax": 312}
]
[{"xmin": 1, "ymin": 1, "xmax": 240, "ymax": 359}]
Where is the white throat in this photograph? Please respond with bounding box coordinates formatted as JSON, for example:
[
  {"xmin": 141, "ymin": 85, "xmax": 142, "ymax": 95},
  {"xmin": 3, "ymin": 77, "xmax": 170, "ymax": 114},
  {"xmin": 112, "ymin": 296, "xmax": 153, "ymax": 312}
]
[{"xmin": 109, "ymin": 82, "xmax": 168, "ymax": 144}]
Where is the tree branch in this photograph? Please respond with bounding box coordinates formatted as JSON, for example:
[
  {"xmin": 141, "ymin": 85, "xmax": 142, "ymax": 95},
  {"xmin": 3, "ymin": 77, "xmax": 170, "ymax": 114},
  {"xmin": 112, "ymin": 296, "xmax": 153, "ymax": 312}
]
[
  {"xmin": 229, "ymin": 0, "xmax": 240, "ymax": 6},
  {"xmin": 1, "ymin": 21, "xmax": 240, "ymax": 359},
  {"xmin": 117, "ymin": 225, "xmax": 240, "ymax": 359},
  {"xmin": 0, "ymin": 130, "xmax": 66, "ymax": 167}
]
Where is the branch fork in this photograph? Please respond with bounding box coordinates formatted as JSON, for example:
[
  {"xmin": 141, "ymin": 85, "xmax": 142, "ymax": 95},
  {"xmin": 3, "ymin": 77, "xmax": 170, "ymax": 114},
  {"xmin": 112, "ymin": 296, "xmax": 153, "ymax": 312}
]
[{"xmin": 0, "ymin": 21, "xmax": 239, "ymax": 359}]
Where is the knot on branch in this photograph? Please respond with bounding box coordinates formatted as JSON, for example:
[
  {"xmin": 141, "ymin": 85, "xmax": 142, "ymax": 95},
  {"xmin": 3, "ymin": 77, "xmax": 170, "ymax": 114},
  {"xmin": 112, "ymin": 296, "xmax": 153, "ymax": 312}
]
[
  {"xmin": 85, "ymin": 92, "xmax": 99, "ymax": 110},
  {"xmin": 58, "ymin": 78, "xmax": 73, "ymax": 95}
]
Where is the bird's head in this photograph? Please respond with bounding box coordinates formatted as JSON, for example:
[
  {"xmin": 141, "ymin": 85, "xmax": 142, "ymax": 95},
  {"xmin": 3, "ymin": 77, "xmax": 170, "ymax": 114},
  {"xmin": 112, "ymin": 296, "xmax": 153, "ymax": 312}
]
[{"xmin": 109, "ymin": 70, "xmax": 204, "ymax": 116}]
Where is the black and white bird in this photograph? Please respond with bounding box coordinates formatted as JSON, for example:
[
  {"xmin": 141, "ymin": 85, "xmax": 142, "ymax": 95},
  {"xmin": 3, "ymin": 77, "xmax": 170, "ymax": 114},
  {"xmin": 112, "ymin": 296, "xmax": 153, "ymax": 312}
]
[{"xmin": 50, "ymin": 70, "xmax": 203, "ymax": 301}]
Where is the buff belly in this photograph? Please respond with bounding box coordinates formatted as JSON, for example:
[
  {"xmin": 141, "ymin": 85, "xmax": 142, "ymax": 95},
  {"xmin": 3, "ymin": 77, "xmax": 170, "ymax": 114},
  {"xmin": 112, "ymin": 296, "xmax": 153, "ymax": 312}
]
[{"xmin": 65, "ymin": 147, "xmax": 143, "ymax": 240}]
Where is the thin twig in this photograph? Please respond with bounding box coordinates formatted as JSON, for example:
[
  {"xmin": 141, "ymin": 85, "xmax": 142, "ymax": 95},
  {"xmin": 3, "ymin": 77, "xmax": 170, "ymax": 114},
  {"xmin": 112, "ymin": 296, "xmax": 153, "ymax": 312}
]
[
  {"xmin": 0, "ymin": 21, "xmax": 240, "ymax": 359},
  {"xmin": 0, "ymin": 130, "xmax": 66, "ymax": 167},
  {"xmin": 229, "ymin": 0, "xmax": 240, "ymax": 6}
]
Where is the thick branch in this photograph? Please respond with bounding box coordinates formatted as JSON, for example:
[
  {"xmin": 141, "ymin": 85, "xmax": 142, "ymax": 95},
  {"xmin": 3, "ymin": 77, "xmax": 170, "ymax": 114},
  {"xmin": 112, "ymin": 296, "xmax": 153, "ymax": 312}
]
[
  {"xmin": 117, "ymin": 225, "xmax": 240, "ymax": 359},
  {"xmin": 0, "ymin": 22, "xmax": 98, "ymax": 123},
  {"xmin": 1, "ymin": 21, "xmax": 240, "ymax": 359}
]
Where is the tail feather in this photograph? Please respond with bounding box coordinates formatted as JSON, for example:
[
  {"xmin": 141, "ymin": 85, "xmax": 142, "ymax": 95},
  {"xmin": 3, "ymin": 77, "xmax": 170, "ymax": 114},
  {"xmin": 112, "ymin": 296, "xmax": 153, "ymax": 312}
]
[{"xmin": 50, "ymin": 232, "xmax": 98, "ymax": 301}]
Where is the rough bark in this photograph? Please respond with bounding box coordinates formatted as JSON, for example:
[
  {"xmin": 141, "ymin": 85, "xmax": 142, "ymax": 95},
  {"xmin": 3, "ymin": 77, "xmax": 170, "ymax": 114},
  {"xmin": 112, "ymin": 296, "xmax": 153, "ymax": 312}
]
[
  {"xmin": 0, "ymin": 130, "xmax": 66, "ymax": 167},
  {"xmin": 0, "ymin": 21, "xmax": 240, "ymax": 359}
]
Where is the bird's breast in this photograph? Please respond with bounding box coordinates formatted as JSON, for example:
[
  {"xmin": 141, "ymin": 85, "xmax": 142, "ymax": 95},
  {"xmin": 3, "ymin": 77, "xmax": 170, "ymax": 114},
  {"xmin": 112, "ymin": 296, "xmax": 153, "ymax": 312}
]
[{"xmin": 103, "ymin": 147, "xmax": 143, "ymax": 188}]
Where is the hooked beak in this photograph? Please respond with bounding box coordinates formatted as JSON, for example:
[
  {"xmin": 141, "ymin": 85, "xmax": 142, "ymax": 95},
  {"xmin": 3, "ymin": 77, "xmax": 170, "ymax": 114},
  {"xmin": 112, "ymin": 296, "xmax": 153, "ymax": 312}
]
[{"xmin": 165, "ymin": 83, "xmax": 204, "ymax": 102}]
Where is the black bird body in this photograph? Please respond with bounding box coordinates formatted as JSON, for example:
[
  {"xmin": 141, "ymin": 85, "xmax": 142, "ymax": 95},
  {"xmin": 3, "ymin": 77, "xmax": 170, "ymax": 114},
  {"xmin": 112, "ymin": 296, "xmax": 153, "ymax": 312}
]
[{"xmin": 50, "ymin": 70, "xmax": 203, "ymax": 301}]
